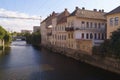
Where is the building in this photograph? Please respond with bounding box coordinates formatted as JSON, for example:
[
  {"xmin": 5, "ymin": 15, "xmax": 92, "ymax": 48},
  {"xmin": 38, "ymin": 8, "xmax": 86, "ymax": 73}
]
[
  {"xmin": 21, "ymin": 30, "xmax": 32, "ymax": 34},
  {"xmin": 65, "ymin": 7, "xmax": 106, "ymax": 54},
  {"xmin": 33, "ymin": 26, "xmax": 40, "ymax": 32},
  {"xmin": 106, "ymin": 6, "xmax": 120, "ymax": 39},
  {"xmin": 51, "ymin": 8, "xmax": 70, "ymax": 48},
  {"xmin": 41, "ymin": 7, "xmax": 107, "ymax": 55},
  {"xmin": 40, "ymin": 12, "xmax": 58, "ymax": 46}
]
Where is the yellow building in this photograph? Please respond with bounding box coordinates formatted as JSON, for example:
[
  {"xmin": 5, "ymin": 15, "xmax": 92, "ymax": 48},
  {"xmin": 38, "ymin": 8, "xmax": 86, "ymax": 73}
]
[{"xmin": 106, "ymin": 6, "xmax": 120, "ymax": 39}]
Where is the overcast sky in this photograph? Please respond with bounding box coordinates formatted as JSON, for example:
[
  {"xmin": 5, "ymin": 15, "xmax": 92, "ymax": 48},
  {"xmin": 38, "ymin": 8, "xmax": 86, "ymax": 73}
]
[{"xmin": 0, "ymin": 0, "xmax": 120, "ymax": 32}]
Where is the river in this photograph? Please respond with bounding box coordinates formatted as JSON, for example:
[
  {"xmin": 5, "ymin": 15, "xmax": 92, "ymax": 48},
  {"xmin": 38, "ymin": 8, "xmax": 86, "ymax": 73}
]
[{"xmin": 0, "ymin": 41, "xmax": 119, "ymax": 80}]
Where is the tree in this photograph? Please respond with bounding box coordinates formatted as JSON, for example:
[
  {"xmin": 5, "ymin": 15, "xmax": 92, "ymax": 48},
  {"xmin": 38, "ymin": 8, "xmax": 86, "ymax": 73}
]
[
  {"xmin": 25, "ymin": 31, "xmax": 41, "ymax": 47},
  {"xmin": 98, "ymin": 28, "xmax": 120, "ymax": 58},
  {"xmin": 0, "ymin": 25, "xmax": 12, "ymax": 46},
  {"xmin": 31, "ymin": 31, "xmax": 41, "ymax": 46},
  {"xmin": 0, "ymin": 26, "xmax": 6, "ymax": 39}
]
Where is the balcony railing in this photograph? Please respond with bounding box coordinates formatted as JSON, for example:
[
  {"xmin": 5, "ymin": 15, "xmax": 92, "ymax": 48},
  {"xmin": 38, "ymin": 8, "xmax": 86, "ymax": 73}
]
[
  {"xmin": 65, "ymin": 27, "xmax": 74, "ymax": 31},
  {"xmin": 74, "ymin": 27, "xmax": 105, "ymax": 32}
]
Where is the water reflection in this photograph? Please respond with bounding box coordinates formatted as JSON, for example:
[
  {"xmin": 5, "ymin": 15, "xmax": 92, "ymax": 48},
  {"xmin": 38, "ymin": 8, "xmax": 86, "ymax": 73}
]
[{"xmin": 0, "ymin": 41, "xmax": 119, "ymax": 80}]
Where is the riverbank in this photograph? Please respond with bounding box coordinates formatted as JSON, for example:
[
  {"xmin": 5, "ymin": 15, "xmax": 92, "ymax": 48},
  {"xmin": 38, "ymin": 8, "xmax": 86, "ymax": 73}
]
[{"xmin": 43, "ymin": 44, "xmax": 120, "ymax": 74}]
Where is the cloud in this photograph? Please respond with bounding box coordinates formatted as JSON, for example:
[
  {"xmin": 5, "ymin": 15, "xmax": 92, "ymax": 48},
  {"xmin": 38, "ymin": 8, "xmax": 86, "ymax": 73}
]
[{"xmin": 0, "ymin": 8, "xmax": 40, "ymax": 32}]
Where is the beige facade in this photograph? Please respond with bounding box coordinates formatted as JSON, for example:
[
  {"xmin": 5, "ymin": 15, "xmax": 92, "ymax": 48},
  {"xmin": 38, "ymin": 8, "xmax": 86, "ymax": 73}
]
[
  {"xmin": 66, "ymin": 7, "xmax": 106, "ymax": 52},
  {"xmin": 40, "ymin": 12, "xmax": 58, "ymax": 46},
  {"xmin": 41, "ymin": 7, "xmax": 107, "ymax": 54},
  {"xmin": 51, "ymin": 9, "xmax": 69, "ymax": 48},
  {"xmin": 40, "ymin": 22, "xmax": 47, "ymax": 45},
  {"xmin": 76, "ymin": 40, "xmax": 93, "ymax": 55},
  {"xmin": 106, "ymin": 6, "xmax": 120, "ymax": 39}
]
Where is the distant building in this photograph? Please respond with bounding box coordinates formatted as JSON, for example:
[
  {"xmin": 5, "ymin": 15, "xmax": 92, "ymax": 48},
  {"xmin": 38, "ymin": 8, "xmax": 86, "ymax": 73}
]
[
  {"xmin": 33, "ymin": 26, "xmax": 40, "ymax": 32},
  {"xmin": 21, "ymin": 30, "xmax": 32, "ymax": 34},
  {"xmin": 106, "ymin": 6, "xmax": 120, "ymax": 39}
]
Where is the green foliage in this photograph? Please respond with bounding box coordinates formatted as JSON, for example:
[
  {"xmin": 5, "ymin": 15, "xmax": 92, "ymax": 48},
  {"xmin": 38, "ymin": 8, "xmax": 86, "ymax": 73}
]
[
  {"xmin": 31, "ymin": 31, "xmax": 41, "ymax": 46},
  {"xmin": 4, "ymin": 32, "xmax": 12, "ymax": 45},
  {"xmin": 0, "ymin": 26, "xmax": 6, "ymax": 39},
  {"xmin": 0, "ymin": 25, "xmax": 12, "ymax": 46},
  {"xmin": 25, "ymin": 33, "xmax": 32, "ymax": 44},
  {"xmin": 97, "ymin": 28, "xmax": 120, "ymax": 58},
  {"xmin": 25, "ymin": 31, "xmax": 41, "ymax": 46}
]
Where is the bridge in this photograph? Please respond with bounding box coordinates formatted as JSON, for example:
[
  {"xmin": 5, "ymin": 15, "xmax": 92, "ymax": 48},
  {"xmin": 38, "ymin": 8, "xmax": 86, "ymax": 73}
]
[{"xmin": 12, "ymin": 36, "xmax": 26, "ymax": 41}]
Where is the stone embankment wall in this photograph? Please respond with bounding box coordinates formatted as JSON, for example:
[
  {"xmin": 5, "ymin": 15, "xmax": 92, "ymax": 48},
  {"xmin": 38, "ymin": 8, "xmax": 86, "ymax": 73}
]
[{"xmin": 43, "ymin": 44, "xmax": 120, "ymax": 74}]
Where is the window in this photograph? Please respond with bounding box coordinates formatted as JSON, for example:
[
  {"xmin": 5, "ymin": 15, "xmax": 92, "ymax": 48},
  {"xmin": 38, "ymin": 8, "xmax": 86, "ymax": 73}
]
[
  {"xmin": 82, "ymin": 21, "xmax": 85, "ymax": 28},
  {"xmin": 90, "ymin": 22, "xmax": 92, "ymax": 28},
  {"xmin": 115, "ymin": 17, "xmax": 119, "ymax": 26},
  {"xmin": 102, "ymin": 33, "xmax": 104, "ymax": 40},
  {"xmin": 86, "ymin": 33, "xmax": 89, "ymax": 39},
  {"xmin": 86, "ymin": 22, "xmax": 89, "ymax": 28},
  {"xmin": 94, "ymin": 23, "xmax": 97, "ymax": 28},
  {"xmin": 64, "ymin": 35, "xmax": 66, "ymax": 40},
  {"xmin": 82, "ymin": 33, "xmax": 84, "ymax": 39},
  {"xmin": 82, "ymin": 21, "xmax": 85, "ymax": 24},
  {"xmin": 90, "ymin": 33, "xmax": 93, "ymax": 39},
  {"xmin": 94, "ymin": 33, "xmax": 97, "ymax": 40},
  {"xmin": 98, "ymin": 33, "xmax": 100, "ymax": 39},
  {"xmin": 68, "ymin": 34, "xmax": 70, "ymax": 39},
  {"xmin": 110, "ymin": 18, "xmax": 113, "ymax": 26},
  {"xmin": 98, "ymin": 23, "xmax": 101, "ymax": 28}
]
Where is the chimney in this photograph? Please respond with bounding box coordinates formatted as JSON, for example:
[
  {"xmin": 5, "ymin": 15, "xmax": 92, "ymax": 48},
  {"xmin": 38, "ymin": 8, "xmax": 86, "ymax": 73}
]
[
  {"xmin": 93, "ymin": 9, "xmax": 97, "ymax": 12},
  {"xmin": 76, "ymin": 6, "xmax": 79, "ymax": 10},
  {"xmin": 102, "ymin": 9, "xmax": 104, "ymax": 12},
  {"xmin": 52, "ymin": 11, "xmax": 55, "ymax": 16},
  {"xmin": 65, "ymin": 8, "xmax": 67, "ymax": 11},
  {"xmin": 82, "ymin": 7, "xmax": 85, "ymax": 10},
  {"xmin": 99, "ymin": 10, "xmax": 101, "ymax": 12}
]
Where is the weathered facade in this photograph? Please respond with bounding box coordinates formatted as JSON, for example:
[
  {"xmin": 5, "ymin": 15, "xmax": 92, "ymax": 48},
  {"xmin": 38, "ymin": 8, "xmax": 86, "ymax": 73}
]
[
  {"xmin": 51, "ymin": 9, "xmax": 70, "ymax": 48},
  {"xmin": 41, "ymin": 7, "xmax": 107, "ymax": 54},
  {"xmin": 40, "ymin": 12, "xmax": 58, "ymax": 46}
]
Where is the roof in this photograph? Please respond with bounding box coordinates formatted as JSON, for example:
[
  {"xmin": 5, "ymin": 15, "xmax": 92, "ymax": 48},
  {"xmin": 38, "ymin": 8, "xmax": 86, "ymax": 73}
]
[
  {"xmin": 57, "ymin": 9, "xmax": 70, "ymax": 24},
  {"xmin": 106, "ymin": 6, "xmax": 120, "ymax": 15},
  {"xmin": 41, "ymin": 12, "xmax": 59, "ymax": 24},
  {"xmin": 69, "ymin": 7, "xmax": 106, "ymax": 20}
]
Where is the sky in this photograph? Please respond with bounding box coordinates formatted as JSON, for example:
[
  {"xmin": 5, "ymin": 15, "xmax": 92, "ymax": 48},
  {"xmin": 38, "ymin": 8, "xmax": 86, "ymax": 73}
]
[{"xmin": 0, "ymin": 0, "xmax": 120, "ymax": 32}]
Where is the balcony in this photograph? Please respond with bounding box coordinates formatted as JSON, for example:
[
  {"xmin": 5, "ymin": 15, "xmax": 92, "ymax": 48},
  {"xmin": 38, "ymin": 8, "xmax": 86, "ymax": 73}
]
[
  {"xmin": 47, "ymin": 32, "xmax": 52, "ymax": 36},
  {"xmin": 74, "ymin": 27, "xmax": 105, "ymax": 32},
  {"xmin": 65, "ymin": 27, "xmax": 74, "ymax": 31}
]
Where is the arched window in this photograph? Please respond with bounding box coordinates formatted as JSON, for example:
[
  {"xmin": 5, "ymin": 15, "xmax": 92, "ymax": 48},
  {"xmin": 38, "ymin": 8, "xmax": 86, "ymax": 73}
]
[
  {"xmin": 98, "ymin": 33, "xmax": 100, "ymax": 39},
  {"xmin": 94, "ymin": 33, "xmax": 97, "ymax": 40},
  {"xmin": 102, "ymin": 33, "xmax": 104, "ymax": 40},
  {"xmin": 82, "ymin": 33, "xmax": 84, "ymax": 39},
  {"xmin": 86, "ymin": 33, "xmax": 89, "ymax": 39},
  {"xmin": 90, "ymin": 33, "xmax": 93, "ymax": 39}
]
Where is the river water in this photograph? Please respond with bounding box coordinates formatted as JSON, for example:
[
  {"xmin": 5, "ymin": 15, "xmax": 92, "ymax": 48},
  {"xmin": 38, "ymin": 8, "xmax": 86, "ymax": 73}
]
[{"xmin": 0, "ymin": 41, "xmax": 119, "ymax": 80}]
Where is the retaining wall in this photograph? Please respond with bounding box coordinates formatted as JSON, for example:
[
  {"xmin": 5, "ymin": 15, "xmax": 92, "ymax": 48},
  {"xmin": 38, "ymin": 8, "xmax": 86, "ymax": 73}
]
[{"xmin": 43, "ymin": 44, "xmax": 120, "ymax": 74}]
